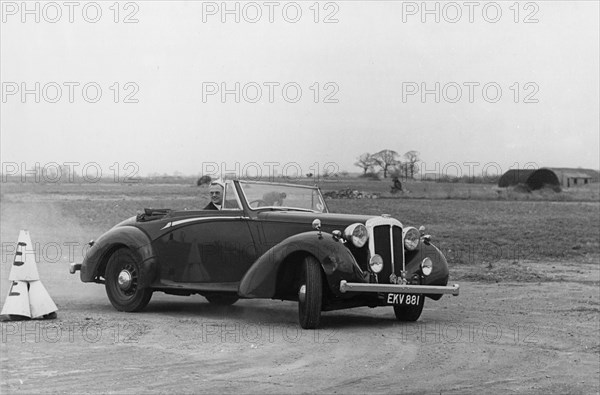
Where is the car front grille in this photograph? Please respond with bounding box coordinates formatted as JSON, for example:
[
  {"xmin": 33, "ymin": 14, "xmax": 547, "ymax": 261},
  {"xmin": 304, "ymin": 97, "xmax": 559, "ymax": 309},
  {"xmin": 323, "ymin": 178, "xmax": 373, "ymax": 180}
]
[{"xmin": 368, "ymin": 219, "xmax": 404, "ymax": 284}]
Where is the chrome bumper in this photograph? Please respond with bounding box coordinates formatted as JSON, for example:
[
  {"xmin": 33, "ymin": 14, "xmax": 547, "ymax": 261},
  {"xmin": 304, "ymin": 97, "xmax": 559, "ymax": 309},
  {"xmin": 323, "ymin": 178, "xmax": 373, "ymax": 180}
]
[
  {"xmin": 69, "ymin": 262, "xmax": 82, "ymax": 274},
  {"xmin": 339, "ymin": 280, "xmax": 460, "ymax": 296}
]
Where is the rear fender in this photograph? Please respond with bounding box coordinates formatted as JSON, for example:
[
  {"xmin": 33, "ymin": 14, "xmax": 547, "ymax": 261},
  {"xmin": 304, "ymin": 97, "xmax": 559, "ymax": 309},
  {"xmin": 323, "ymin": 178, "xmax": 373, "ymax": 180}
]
[
  {"xmin": 239, "ymin": 231, "xmax": 364, "ymax": 298},
  {"xmin": 80, "ymin": 226, "xmax": 156, "ymax": 287}
]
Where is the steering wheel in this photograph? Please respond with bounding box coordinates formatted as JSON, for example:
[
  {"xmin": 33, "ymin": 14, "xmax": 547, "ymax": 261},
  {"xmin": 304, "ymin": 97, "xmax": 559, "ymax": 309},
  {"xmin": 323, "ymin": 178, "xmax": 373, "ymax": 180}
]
[{"xmin": 249, "ymin": 199, "xmax": 268, "ymax": 208}]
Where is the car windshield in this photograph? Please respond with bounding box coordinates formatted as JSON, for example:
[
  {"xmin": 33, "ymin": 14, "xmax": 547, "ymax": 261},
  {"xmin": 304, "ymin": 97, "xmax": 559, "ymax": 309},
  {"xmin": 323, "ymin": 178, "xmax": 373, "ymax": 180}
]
[{"xmin": 239, "ymin": 181, "xmax": 327, "ymax": 213}]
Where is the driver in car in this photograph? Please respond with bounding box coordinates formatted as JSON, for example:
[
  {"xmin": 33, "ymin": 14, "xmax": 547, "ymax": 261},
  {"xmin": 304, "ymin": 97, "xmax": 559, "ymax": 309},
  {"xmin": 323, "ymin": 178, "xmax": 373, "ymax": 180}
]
[{"xmin": 204, "ymin": 181, "xmax": 224, "ymax": 210}]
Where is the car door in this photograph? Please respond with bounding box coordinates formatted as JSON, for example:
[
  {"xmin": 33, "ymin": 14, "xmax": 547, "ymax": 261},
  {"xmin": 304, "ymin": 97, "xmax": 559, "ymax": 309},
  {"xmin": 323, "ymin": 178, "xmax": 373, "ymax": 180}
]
[{"xmin": 154, "ymin": 214, "xmax": 258, "ymax": 283}]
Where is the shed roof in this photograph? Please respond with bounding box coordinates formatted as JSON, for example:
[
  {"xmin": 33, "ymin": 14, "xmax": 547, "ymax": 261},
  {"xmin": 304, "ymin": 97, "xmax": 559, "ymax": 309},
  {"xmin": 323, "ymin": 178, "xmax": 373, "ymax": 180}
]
[
  {"xmin": 549, "ymin": 168, "xmax": 599, "ymax": 179},
  {"xmin": 498, "ymin": 168, "xmax": 560, "ymax": 189},
  {"xmin": 497, "ymin": 169, "xmax": 537, "ymax": 187}
]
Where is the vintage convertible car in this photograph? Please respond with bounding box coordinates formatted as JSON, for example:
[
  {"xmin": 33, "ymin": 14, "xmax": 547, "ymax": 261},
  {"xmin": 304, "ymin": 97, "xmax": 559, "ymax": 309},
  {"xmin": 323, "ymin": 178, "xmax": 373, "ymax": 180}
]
[{"xmin": 70, "ymin": 180, "xmax": 459, "ymax": 329}]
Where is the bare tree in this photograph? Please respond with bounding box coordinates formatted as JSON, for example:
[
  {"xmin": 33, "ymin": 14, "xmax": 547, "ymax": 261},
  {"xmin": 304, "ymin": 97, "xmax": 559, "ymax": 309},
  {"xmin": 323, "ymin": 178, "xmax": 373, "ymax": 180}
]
[
  {"xmin": 354, "ymin": 153, "xmax": 376, "ymax": 175},
  {"xmin": 373, "ymin": 149, "xmax": 400, "ymax": 178},
  {"xmin": 392, "ymin": 162, "xmax": 408, "ymax": 180},
  {"xmin": 404, "ymin": 150, "xmax": 420, "ymax": 179}
]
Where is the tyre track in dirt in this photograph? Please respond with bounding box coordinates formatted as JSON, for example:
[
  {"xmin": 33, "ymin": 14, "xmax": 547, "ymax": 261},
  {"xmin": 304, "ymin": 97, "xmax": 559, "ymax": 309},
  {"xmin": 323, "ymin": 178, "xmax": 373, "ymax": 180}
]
[{"xmin": 2, "ymin": 279, "xmax": 598, "ymax": 394}]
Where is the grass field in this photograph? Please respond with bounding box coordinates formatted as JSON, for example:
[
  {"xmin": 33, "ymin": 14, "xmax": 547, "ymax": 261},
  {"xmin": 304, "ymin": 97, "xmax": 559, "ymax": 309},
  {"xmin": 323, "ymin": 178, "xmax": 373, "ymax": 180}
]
[
  {"xmin": 309, "ymin": 175, "xmax": 599, "ymax": 201},
  {"xmin": 1, "ymin": 179, "xmax": 598, "ymax": 283}
]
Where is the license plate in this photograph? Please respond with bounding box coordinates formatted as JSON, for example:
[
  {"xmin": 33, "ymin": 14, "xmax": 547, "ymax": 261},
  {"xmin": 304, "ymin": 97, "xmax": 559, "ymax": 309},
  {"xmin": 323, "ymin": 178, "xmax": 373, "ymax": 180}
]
[{"xmin": 386, "ymin": 293, "xmax": 420, "ymax": 306}]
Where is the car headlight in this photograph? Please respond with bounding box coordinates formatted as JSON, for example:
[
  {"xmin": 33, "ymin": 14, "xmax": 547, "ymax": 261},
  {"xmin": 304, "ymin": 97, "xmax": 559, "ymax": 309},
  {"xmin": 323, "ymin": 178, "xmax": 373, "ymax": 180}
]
[
  {"xmin": 421, "ymin": 257, "xmax": 433, "ymax": 276},
  {"xmin": 369, "ymin": 254, "xmax": 383, "ymax": 273},
  {"xmin": 403, "ymin": 227, "xmax": 420, "ymax": 251},
  {"xmin": 344, "ymin": 223, "xmax": 368, "ymax": 248}
]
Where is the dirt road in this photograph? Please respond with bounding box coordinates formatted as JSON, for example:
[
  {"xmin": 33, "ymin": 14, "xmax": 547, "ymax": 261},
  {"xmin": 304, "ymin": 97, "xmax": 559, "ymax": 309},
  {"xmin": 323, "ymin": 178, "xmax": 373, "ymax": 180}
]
[{"xmin": 1, "ymin": 268, "xmax": 598, "ymax": 394}]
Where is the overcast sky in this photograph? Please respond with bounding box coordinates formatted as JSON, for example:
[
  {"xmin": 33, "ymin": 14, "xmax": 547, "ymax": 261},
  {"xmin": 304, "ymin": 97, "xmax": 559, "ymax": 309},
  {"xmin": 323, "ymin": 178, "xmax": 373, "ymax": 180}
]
[{"xmin": 1, "ymin": 1, "xmax": 598, "ymax": 179}]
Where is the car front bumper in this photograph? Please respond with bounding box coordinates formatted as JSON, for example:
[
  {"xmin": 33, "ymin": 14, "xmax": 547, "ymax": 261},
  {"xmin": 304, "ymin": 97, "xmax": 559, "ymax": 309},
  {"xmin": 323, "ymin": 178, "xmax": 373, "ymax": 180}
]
[
  {"xmin": 69, "ymin": 262, "xmax": 82, "ymax": 274},
  {"xmin": 339, "ymin": 280, "xmax": 460, "ymax": 296}
]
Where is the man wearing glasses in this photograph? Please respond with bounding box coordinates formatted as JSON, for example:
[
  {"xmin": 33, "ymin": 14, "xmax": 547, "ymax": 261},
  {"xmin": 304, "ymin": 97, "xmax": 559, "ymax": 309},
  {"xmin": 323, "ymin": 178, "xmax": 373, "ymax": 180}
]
[{"xmin": 204, "ymin": 180, "xmax": 224, "ymax": 210}]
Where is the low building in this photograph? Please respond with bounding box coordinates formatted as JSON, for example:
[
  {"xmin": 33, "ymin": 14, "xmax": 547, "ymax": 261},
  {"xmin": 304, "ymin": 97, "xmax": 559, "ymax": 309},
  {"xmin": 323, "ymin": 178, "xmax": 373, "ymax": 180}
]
[
  {"xmin": 498, "ymin": 169, "xmax": 559, "ymax": 190},
  {"xmin": 549, "ymin": 168, "xmax": 597, "ymax": 188},
  {"xmin": 498, "ymin": 168, "xmax": 598, "ymax": 190}
]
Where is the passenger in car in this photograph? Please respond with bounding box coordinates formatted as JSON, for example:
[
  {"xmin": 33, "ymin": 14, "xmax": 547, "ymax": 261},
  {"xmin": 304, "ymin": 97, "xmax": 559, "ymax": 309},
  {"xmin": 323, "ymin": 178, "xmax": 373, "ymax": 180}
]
[
  {"xmin": 204, "ymin": 181, "xmax": 224, "ymax": 210},
  {"xmin": 263, "ymin": 191, "xmax": 287, "ymax": 206}
]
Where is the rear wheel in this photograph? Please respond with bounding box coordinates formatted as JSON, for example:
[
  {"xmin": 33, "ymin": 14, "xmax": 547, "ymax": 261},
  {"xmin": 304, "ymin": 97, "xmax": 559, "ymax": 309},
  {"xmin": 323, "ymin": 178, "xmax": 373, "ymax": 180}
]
[
  {"xmin": 298, "ymin": 256, "xmax": 323, "ymax": 329},
  {"xmin": 205, "ymin": 294, "xmax": 239, "ymax": 306},
  {"xmin": 105, "ymin": 248, "xmax": 152, "ymax": 312},
  {"xmin": 393, "ymin": 295, "xmax": 425, "ymax": 321}
]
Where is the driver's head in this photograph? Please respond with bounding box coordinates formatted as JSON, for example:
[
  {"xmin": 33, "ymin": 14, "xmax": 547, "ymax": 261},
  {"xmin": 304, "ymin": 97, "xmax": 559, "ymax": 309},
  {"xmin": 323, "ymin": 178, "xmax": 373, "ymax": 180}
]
[{"xmin": 209, "ymin": 181, "xmax": 224, "ymax": 206}]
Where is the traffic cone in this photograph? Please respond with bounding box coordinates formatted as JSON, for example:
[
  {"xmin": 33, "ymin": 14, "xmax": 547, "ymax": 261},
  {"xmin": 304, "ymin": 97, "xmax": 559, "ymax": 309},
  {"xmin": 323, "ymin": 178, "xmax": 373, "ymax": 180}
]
[
  {"xmin": 29, "ymin": 281, "xmax": 58, "ymax": 319},
  {"xmin": 0, "ymin": 281, "xmax": 31, "ymax": 320},
  {"xmin": 8, "ymin": 230, "xmax": 40, "ymax": 281},
  {"xmin": 0, "ymin": 231, "xmax": 57, "ymax": 321}
]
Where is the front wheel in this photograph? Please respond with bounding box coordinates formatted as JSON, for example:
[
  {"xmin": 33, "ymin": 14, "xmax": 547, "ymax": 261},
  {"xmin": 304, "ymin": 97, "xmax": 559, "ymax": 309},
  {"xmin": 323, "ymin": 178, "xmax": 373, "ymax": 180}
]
[
  {"xmin": 105, "ymin": 248, "xmax": 152, "ymax": 312},
  {"xmin": 393, "ymin": 294, "xmax": 425, "ymax": 321},
  {"xmin": 298, "ymin": 256, "xmax": 323, "ymax": 329}
]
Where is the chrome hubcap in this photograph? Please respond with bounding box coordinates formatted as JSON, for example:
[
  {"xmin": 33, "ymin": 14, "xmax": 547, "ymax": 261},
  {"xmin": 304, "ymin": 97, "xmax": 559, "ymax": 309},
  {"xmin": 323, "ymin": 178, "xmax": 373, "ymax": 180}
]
[
  {"xmin": 298, "ymin": 284, "xmax": 306, "ymax": 303},
  {"xmin": 118, "ymin": 270, "xmax": 132, "ymax": 291}
]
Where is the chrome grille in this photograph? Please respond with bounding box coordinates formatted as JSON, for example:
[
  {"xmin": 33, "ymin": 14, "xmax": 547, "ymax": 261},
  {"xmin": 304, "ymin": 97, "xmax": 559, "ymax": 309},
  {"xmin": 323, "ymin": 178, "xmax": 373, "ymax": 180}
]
[
  {"xmin": 366, "ymin": 218, "xmax": 405, "ymax": 284},
  {"xmin": 373, "ymin": 225, "xmax": 393, "ymax": 281},
  {"xmin": 392, "ymin": 225, "xmax": 403, "ymax": 268}
]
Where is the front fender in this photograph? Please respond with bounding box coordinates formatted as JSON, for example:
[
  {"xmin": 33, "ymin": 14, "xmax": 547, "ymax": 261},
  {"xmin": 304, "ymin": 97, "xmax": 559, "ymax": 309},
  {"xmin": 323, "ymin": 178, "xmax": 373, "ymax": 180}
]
[
  {"xmin": 239, "ymin": 231, "xmax": 363, "ymax": 298},
  {"xmin": 405, "ymin": 242, "xmax": 449, "ymax": 300},
  {"xmin": 80, "ymin": 225, "xmax": 156, "ymax": 287}
]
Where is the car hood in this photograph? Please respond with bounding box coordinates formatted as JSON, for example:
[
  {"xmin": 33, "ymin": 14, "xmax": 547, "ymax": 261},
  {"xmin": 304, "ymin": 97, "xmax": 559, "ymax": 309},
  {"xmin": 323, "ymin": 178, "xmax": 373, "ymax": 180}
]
[{"xmin": 257, "ymin": 211, "xmax": 376, "ymax": 227}]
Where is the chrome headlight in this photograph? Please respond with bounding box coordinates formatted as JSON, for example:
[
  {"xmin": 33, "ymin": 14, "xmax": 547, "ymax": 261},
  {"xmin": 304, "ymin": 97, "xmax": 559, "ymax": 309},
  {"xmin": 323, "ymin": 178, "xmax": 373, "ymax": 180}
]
[
  {"xmin": 403, "ymin": 227, "xmax": 420, "ymax": 251},
  {"xmin": 344, "ymin": 223, "xmax": 368, "ymax": 248},
  {"xmin": 421, "ymin": 257, "xmax": 433, "ymax": 276},
  {"xmin": 369, "ymin": 254, "xmax": 383, "ymax": 273}
]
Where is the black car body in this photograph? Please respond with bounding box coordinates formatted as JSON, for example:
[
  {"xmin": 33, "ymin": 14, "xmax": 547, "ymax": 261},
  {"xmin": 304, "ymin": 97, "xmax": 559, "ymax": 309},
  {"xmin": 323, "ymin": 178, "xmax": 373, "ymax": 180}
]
[{"xmin": 71, "ymin": 180, "xmax": 459, "ymax": 328}]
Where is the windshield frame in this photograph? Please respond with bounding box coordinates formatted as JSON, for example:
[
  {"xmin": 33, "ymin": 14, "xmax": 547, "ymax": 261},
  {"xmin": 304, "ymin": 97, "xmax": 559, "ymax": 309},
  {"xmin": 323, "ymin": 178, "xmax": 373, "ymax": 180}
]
[
  {"xmin": 221, "ymin": 180, "xmax": 244, "ymax": 211},
  {"xmin": 237, "ymin": 180, "xmax": 329, "ymax": 213}
]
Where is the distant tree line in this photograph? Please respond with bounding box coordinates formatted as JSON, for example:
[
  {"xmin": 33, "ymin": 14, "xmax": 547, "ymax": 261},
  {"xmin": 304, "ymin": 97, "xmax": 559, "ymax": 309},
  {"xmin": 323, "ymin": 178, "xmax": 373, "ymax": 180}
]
[
  {"xmin": 354, "ymin": 150, "xmax": 499, "ymax": 184},
  {"xmin": 354, "ymin": 150, "xmax": 420, "ymax": 179}
]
